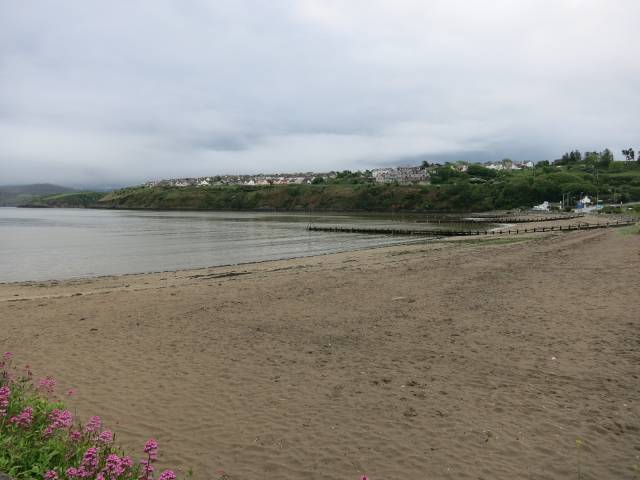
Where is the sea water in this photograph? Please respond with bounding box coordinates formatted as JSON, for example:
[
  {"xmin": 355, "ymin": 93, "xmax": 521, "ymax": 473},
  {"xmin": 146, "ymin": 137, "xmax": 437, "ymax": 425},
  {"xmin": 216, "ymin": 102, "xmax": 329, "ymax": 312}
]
[{"xmin": 0, "ymin": 207, "xmax": 482, "ymax": 282}]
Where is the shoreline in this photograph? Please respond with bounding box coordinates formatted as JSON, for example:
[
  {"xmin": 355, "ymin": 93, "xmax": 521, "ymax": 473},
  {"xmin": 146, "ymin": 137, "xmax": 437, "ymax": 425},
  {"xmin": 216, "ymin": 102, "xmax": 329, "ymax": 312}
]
[
  {"xmin": 14, "ymin": 204, "xmax": 481, "ymax": 215},
  {"xmin": 8, "ymin": 203, "xmax": 589, "ymax": 216}
]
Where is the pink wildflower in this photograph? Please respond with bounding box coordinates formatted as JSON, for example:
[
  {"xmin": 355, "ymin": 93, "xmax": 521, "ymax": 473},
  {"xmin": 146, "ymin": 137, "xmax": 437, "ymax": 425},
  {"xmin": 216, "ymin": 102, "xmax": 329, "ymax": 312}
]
[
  {"xmin": 98, "ymin": 430, "xmax": 113, "ymax": 444},
  {"xmin": 84, "ymin": 415, "xmax": 101, "ymax": 434},
  {"xmin": 66, "ymin": 466, "xmax": 92, "ymax": 479},
  {"xmin": 139, "ymin": 459, "xmax": 154, "ymax": 479},
  {"xmin": 43, "ymin": 409, "xmax": 73, "ymax": 437},
  {"xmin": 67, "ymin": 388, "xmax": 76, "ymax": 397},
  {"xmin": 0, "ymin": 386, "xmax": 10, "ymax": 417},
  {"xmin": 105, "ymin": 454, "xmax": 131, "ymax": 477},
  {"xmin": 69, "ymin": 430, "xmax": 82, "ymax": 442},
  {"xmin": 37, "ymin": 376, "xmax": 56, "ymax": 394},
  {"xmin": 2, "ymin": 352, "xmax": 12, "ymax": 361},
  {"xmin": 158, "ymin": 470, "xmax": 176, "ymax": 480},
  {"xmin": 360, "ymin": 476, "xmax": 369, "ymax": 480},
  {"xmin": 9, "ymin": 406, "xmax": 33, "ymax": 428},
  {"xmin": 143, "ymin": 438, "xmax": 158, "ymax": 459},
  {"xmin": 74, "ymin": 468, "xmax": 91, "ymax": 479},
  {"xmin": 44, "ymin": 471, "xmax": 58, "ymax": 480},
  {"xmin": 80, "ymin": 447, "xmax": 99, "ymax": 472}
]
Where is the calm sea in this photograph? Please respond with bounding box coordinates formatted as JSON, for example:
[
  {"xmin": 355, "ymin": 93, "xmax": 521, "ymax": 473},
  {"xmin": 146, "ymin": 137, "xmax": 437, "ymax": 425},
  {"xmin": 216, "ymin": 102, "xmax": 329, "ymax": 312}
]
[{"xmin": 0, "ymin": 208, "xmax": 479, "ymax": 283}]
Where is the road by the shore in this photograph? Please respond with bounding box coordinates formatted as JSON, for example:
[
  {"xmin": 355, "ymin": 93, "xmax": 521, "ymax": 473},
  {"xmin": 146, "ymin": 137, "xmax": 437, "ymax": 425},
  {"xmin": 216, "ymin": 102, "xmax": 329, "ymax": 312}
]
[{"xmin": 1, "ymin": 227, "xmax": 638, "ymax": 479}]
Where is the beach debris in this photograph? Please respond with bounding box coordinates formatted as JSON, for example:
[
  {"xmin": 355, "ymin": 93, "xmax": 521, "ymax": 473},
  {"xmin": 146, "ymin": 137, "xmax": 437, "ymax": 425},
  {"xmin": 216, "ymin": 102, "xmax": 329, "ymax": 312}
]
[{"xmin": 403, "ymin": 407, "xmax": 418, "ymax": 417}]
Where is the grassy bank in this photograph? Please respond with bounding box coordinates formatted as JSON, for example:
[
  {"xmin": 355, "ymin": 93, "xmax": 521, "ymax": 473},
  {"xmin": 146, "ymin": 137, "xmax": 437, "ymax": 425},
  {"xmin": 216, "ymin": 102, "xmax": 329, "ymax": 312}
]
[{"xmin": 96, "ymin": 183, "xmax": 491, "ymax": 212}]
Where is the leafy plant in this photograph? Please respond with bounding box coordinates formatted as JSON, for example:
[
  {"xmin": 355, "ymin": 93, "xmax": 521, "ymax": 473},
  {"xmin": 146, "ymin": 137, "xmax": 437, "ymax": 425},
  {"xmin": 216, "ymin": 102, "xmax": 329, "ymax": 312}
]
[{"xmin": 0, "ymin": 352, "xmax": 179, "ymax": 480}]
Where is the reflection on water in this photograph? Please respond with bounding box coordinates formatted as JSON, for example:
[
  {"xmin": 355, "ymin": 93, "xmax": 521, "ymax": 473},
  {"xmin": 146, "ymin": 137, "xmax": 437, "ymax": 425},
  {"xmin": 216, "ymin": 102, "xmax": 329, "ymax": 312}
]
[{"xmin": 0, "ymin": 208, "xmax": 488, "ymax": 282}]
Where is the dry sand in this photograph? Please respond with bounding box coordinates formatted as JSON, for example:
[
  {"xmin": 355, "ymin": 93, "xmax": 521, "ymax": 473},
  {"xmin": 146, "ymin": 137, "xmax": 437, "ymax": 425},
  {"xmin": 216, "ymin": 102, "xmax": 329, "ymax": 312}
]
[{"xmin": 1, "ymin": 227, "xmax": 639, "ymax": 479}]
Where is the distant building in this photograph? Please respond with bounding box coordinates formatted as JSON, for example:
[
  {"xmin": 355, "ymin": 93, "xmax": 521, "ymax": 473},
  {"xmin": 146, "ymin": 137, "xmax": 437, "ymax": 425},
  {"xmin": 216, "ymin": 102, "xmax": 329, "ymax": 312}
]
[
  {"xmin": 485, "ymin": 163, "xmax": 504, "ymax": 171},
  {"xmin": 372, "ymin": 167, "xmax": 429, "ymax": 185},
  {"xmin": 575, "ymin": 195, "xmax": 603, "ymax": 213}
]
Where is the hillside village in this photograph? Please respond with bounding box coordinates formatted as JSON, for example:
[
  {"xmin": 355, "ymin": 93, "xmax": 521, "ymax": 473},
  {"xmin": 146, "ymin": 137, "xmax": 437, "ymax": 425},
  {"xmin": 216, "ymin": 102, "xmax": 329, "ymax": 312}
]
[
  {"xmin": 19, "ymin": 153, "xmax": 640, "ymax": 212},
  {"xmin": 144, "ymin": 160, "xmax": 534, "ymax": 188}
]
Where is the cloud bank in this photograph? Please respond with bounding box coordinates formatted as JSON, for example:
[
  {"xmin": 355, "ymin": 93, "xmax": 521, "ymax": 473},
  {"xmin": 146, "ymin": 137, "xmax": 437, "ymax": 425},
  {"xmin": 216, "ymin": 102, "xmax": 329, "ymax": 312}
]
[{"xmin": 1, "ymin": 0, "xmax": 638, "ymax": 186}]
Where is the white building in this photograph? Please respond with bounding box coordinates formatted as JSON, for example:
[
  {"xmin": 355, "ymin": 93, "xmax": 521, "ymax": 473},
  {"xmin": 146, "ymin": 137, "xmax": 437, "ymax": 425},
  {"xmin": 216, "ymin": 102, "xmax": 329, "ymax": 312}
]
[
  {"xmin": 485, "ymin": 163, "xmax": 504, "ymax": 171},
  {"xmin": 372, "ymin": 167, "xmax": 429, "ymax": 185}
]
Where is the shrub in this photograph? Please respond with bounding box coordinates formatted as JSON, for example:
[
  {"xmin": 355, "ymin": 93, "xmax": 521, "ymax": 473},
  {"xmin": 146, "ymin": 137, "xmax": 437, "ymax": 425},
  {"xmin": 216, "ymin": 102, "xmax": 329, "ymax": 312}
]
[{"xmin": 0, "ymin": 352, "xmax": 180, "ymax": 480}]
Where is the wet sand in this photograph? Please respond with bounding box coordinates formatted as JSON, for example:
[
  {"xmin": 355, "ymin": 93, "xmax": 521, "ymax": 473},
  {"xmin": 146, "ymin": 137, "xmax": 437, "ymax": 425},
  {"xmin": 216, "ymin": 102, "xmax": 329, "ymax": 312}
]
[{"xmin": 1, "ymin": 227, "xmax": 639, "ymax": 479}]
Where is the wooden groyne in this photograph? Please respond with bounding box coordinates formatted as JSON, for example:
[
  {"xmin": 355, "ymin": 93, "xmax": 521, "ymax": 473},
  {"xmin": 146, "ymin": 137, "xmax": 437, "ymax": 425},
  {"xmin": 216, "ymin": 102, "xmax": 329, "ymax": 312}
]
[{"xmin": 307, "ymin": 219, "xmax": 637, "ymax": 237}]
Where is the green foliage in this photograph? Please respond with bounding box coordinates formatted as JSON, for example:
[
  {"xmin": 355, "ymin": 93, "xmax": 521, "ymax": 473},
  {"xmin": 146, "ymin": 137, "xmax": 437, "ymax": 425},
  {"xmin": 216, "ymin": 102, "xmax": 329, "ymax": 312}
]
[
  {"xmin": 0, "ymin": 391, "xmax": 71, "ymax": 477},
  {"xmin": 429, "ymin": 165, "xmax": 467, "ymax": 184},
  {"xmin": 621, "ymin": 148, "xmax": 636, "ymax": 162},
  {"xmin": 602, "ymin": 204, "xmax": 640, "ymax": 217},
  {"xmin": 328, "ymin": 170, "xmax": 373, "ymax": 185},
  {"xmin": 1, "ymin": 354, "xmax": 178, "ymax": 480},
  {"xmin": 94, "ymin": 158, "xmax": 640, "ymax": 213},
  {"xmin": 99, "ymin": 184, "xmax": 478, "ymax": 212},
  {"xmin": 556, "ymin": 150, "xmax": 582, "ymax": 165},
  {"xmin": 466, "ymin": 164, "xmax": 497, "ymax": 178}
]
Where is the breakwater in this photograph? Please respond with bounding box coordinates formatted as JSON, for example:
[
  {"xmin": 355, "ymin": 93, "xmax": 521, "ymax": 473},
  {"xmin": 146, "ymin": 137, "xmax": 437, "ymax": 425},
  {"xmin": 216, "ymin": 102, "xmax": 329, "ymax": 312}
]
[{"xmin": 307, "ymin": 219, "xmax": 637, "ymax": 237}]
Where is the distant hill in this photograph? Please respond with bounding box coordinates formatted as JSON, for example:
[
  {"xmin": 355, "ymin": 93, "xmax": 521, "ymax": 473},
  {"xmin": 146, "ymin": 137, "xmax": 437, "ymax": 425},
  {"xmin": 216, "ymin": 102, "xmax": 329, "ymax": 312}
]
[
  {"xmin": 0, "ymin": 184, "xmax": 76, "ymax": 206},
  {"xmin": 97, "ymin": 184, "xmax": 480, "ymax": 211},
  {"xmin": 24, "ymin": 191, "xmax": 106, "ymax": 208}
]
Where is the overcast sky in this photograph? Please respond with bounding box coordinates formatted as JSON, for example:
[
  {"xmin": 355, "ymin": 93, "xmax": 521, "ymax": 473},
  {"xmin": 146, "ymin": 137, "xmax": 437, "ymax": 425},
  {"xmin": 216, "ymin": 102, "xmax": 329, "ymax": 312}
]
[{"xmin": 1, "ymin": 0, "xmax": 639, "ymax": 187}]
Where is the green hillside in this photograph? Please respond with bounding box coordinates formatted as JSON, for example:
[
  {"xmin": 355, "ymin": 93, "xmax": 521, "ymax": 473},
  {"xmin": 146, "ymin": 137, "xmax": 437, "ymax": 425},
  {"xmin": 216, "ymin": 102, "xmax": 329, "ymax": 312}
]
[
  {"xmin": 96, "ymin": 158, "xmax": 640, "ymax": 212},
  {"xmin": 97, "ymin": 184, "xmax": 461, "ymax": 211},
  {"xmin": 19, "ymin": 156, "xmax": 640, "ymax": 213}
]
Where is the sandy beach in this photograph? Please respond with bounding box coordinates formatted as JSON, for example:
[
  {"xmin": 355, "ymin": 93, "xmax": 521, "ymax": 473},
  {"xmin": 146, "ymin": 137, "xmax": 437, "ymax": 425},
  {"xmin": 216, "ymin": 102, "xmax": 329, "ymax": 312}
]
[{"xmin": 1, "ymin": 227, "xmax": 638, "ymax": 479}]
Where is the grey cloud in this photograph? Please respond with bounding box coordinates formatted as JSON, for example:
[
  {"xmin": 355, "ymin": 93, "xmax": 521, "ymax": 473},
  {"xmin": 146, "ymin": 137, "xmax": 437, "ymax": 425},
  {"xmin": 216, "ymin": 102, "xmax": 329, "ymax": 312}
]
[{"xmin": 1, "ymin": 0, "xmax": 639, "ymax": 186}]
